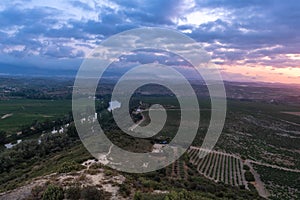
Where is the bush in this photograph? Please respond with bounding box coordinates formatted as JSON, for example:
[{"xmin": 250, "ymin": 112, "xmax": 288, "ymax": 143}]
[
  {"xmin": 0, "ymin": 131, "xmax": 7, "ymax": 145},
  {"xmin": 84, "ymin": 169, "xmax": 99, "ymax": 175},
  {"xmin": 239, "ymin": 185, "xmax": 246, "ymax": 190},
  {"xmin": 58, "ymin": 161, "xmax": 83, "ymax": 174},
  {"xmin": 216, "ymin": 192, "xmax": 224, "ymax": 198},
  {"xmin": 245, "ymin": 171, "xmax": 255, "ymax": 182},
  {"xmin": 42, "ymin": 184, "xmax": 64, "ymax": 200},
  {"xmin": 133, "ymin": 191, "xmax": 143, "ymax": 200},
  {"xmin": 66, "ymin": 124, "xmax": 79, "ymax": 138},
  {"xmin": 243, "ymin": 165, "xmax": 250, "ymax": 171},
  {"xmin": 119, "ymin": 184, "xmax": 131, "ymax": 197},
  {"xmin": 80, "ymin": 186, "xmax": 110, "ymax": 200},
  {"xmin": 65, "ymin": 186, "xmax": 81, "ymax": 200}
]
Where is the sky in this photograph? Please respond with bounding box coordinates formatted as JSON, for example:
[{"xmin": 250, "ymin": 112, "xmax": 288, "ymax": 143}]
[{"xmin": 0, "ymin": 0, "xmax": 300, "ymax": 84}]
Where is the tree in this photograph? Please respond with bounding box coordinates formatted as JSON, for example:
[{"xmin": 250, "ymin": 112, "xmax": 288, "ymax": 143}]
[
  {"xmin": 66, "ymin": 124, "xmax": 78, "ymax": 138},
  {"xmin": 243, "ymin": 165, "xmax": 250, "ymax": 171},
  {"xmin": 245, "ymin": 171, "xmax": 255, "ymax": 182},
  {"xmin": 0, "ymin": 131, "xmax": 6, "ymax": 145}
]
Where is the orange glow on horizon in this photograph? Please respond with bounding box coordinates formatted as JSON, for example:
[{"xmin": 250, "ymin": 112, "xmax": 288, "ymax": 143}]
[{"xmin": 219, "ymin": 64, "xmax": 300, "ymax": 84}]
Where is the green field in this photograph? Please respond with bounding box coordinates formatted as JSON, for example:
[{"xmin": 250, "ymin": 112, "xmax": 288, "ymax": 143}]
[{"xmin": 0, "ymin": 99, "xmax": 71, "ymax": 133}]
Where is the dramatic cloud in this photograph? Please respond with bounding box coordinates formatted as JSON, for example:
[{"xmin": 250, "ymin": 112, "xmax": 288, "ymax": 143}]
[{"xmin": 0, "ymin": 0, "xmax": 299, "ymax": 83}]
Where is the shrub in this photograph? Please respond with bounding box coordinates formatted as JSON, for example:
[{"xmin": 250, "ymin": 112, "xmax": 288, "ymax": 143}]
[
  {"xmin": 84, "ymin": 169, "xmax": 99, "ymax": 175},
  {"xmin": 42, "ymin": 184, "xmax": 64, "ymax": 200},
  {"xmin": 119, "ymin": 184, "xmax": 131, "ymax": 197},
  {"xmin": 239, "ymin": 185, "xmax": 246, "ymax": 190},
  {"xmin": 245, "ymin": 171, "xmax": 255, "ymax": 182},
  {"xmin": 216, "ymin": 192, "xmax": 224, "ymax": 198},
  {"xmin": 58, "ymin": 161, "xmax": 83, "ymax": 174},
  {"xmin": 80, "ymin": 186, "xmax": 110, "ymax": 200},
  {"xmin": 243, "ymin": 165, "xmax": 250, "ymax": 171},
  {"xmin": 133, "ymin": 191, "xmax": 143, "ymax": 200},
  {"xmin": 65, "ymin": 186, "xmax": 81, "ymax": 200}
]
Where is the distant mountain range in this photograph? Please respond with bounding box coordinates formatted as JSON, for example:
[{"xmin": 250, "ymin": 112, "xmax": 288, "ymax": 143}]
[
  {"xmin": 1, "ymin": 63, "xmax": 300, "ymax": 89},
  {"xmin": 0, "ymin": 63, "xmax": 78, "ymax": 77}
]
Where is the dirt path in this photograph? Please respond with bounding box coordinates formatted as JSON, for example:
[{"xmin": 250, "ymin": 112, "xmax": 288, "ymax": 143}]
[
  {"xmin": 245, "ymin": 160, "xmax": 270, "ymax": 198},
  {"xmin": 193, "ymin": 153, "xmax": 201, "ymax": 166},
  {"xmin": 229, "ymin": 156, "xmax": 233, "ymax": 185},
  {"xmin": 183, "ymin": 162, "xmax": 188, "ymax": 180},
  {"xmin": 97, "ymin": 144, "xmax": 114, "ymax": 165},
  {"xmin": 1, "ymin": 113, "xmax": 13, "ymax": 119},
  {"xmin": 129, "ymin": 112, "xmax": 145, "ymax": 131},
  {"xmin": 200, "ymin": 153, "xmax": 210, "ymax": 173},
  {"xmin": 204, "ymin": 152, "xmax": 214, "ymax": 175},
  {"xmin": 207, "ymin": 153, "xmax": 215, "ymax": 177},
  {"xmin": 235, "ymin": 159, "xmax": 243, "ymax": 186},
  {"xmin": 248, "ymin": 160, "xmax": 300, "ymax": 173},
  {"xmin": 240, "ymin": 161, "xmax": 248, "ymax": 189},
  {"xmin": 212, "ymin": 153, "xmax": 220, "ymax": 180},
  {"xmin": 197, "ymin": 153, "xmax": 206, "ymax": 171},
  {"xmin": 220, "ymin": 154, "xmax": 225, "ymax": 182},
  {"xmin": 224, "ymin": 155, "xmax": 229, "ymax": 184},
  {"xmin": 190, "ymin": 149, "xmax": 198, "ymax": 164},
  {"xmin": 216, "ymin": 154, "xmax": 223, "ymax": 181},
  {"xmin": 232, "ymin": 158, "xmax": 237, "ymax": 186}
]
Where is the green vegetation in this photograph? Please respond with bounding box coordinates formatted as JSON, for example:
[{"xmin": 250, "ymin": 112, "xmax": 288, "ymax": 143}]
[
  {"xmin": 0, "ymin": 99, "xmax": 71, "ymax": 133},
  {"xmin": 119, "ymin": 183, "xmax": 132, "ymax": 197},
  {"xmin": 0, "ymin": 132, "xmax": 92, "ymax": 192},
  {"xmin": 124, "ymin": 154, "xmax": 261, "ymax": 200},
  {"xmin": 253, "ymin": 164, "xmax": 300, "ymax": 199},
  {"xmin": 133, "ymin": 190, "xmax": 216, "ymax": 200},
  {"xmin": 57, "ymin": 161, "xmax": 84, "ymax": 174},
  {"xmin": 42, "ymin": 184, "xmax": 64, "ymax": 200},
  {"xmin": 29, "ymin": 184, "xmax": 110, "ymax": 200},
  {"xmin": 244, "ymin": 171, "xmax": 255, "ymax": 182},
  {"xmin": 188, "ymin": 148, "xmax": 247, "ymax": 187},
  {"xmin": 243, "ymin": 165, "xmax": 250, "ymax": 171},
  {"xmin": 80, "ymin": 186, "xmax": 111, "ymax": 200},
  {"xmin": 64, "ymin": 186, "xmax": 81, "ymax": 200}
]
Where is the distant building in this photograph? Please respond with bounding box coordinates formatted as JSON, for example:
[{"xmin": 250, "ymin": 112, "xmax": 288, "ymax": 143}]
[
  {"xmin": 51, "ymin": 128, "xmax": 58, "ymax": 134},
  {"xmin": 59, "ymin": 127, "xmax": 64, "ymax": 133}
]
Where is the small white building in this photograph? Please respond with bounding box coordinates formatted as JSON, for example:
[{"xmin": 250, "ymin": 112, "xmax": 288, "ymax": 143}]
[
  {"xmin": 152, "ymin": 144, "xmax": 165, "ymax": 153},
  {"xmin": 51, "ymin": 128, "xmax": 58, "ymax": 134},
  {"xmin": 59, "ymin": 127, "xmax": 64, "ymax": 133},
  {"xmin": 80, "ymin": 118, "xmax": 86, "ymax": 124}
]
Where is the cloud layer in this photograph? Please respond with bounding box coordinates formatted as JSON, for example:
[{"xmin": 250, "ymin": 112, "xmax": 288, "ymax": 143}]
[{"xmin": 0, "ymin": 0, "xmax": 299, "ymax": 83}]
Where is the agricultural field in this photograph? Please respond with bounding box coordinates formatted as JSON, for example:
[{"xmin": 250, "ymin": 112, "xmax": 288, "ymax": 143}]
[
  {"xmin": 0, "ymin": 99, "xmax": 72, "ymax": 133},
  {"xmin": 165, "ymin": 157, "xmax": 188, "ymax": 180},
  {"xmin": 253, "ymin": 164, "xmax": 300, "ymax": 199},
  {"xmin": 188, "ymin": 147, "xmax": 247, "ymax": 188}
]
